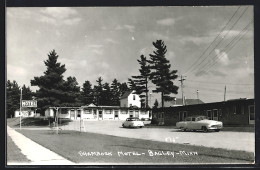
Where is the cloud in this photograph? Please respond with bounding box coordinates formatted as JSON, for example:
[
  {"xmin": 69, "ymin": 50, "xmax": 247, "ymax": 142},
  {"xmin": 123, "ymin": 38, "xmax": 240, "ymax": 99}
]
[
  {"xmin": 92, "ymin": 49, "xmax": 103, "ymax": 55},
  {"xmin": 168, "ymin": 51, "xmax": 175, "ymax": 59},
  {"xmin": 63, "ymin": 18, "xmax": 82, "ymax": 25},
  {"xmin": 178, "ymin": 35, "xmax": 213, "ymax": 45},
  {"xmin": 151, "ymin": 32, "xmax": 169, "ymax": 41},
  {"xmin": 38, "ymin": 15, "xmax": 56, "ymax": 25},
  {"xmin": 7, "ymin": 64, "xmax": 26, "ymax": 77},
  {"xmin": 39, "ymin": 7, "xmax": 81, "ymax": 26},
  {"xmin": 87, "ymin": 44, "xmax": 103, "ymax": 48},
  {"xmin": 104, "ymin": 38, "xmax": 118, "ymax": 44},
  {"xmin": 210, "ymin": 70, "xmax": 227, "ymax": 77},
  {"xmin": 214, "ymin": 49, "xmax": 229, "ymax": 65},
  {"xmin": 115, "ymin": 24, "xmax": 135, "ymax": 32},
  {"xmin": 156, "ymin": 18, "xmax": 175, "ymax": 26},
  {"xmin": 41, "ymin": 7, "xmax": 77, "ymax": 19}
]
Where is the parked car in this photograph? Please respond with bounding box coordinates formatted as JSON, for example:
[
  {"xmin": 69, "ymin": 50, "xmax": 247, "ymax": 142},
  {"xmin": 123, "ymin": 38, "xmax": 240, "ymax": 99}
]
[
  {"xmin": 176, "ymin": 115, "xmax": 223, "ymax": 132},
  {"xmin": 122, "ymin": 117, "xmax": 144, "ymax": 128}
]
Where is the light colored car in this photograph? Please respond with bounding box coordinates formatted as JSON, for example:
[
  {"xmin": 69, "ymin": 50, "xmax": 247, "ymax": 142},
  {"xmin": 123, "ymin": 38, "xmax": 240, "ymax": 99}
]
[
  {"xmin": 176, "ymin": 116, "xmax": 223, "ymax": 132},
  {"xmin": 122, "ymin": 117, "xmax": 144, "ymax": 128}
]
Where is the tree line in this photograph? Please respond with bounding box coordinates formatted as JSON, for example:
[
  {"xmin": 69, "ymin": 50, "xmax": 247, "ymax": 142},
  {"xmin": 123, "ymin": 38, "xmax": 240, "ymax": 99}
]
[{"xmin": 6, "ymin": 40, "xmax": 179, "ymax": 117}]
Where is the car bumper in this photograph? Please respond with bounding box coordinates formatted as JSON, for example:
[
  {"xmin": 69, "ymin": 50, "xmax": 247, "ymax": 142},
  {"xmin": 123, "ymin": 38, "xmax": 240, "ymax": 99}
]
[{"xmin": 208, "ymin": 125, "xmax": 223, "ymax": 130}]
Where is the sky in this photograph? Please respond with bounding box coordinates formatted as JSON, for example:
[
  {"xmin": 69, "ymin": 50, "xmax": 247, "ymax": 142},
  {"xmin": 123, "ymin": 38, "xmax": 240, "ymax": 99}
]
[{"xmin": 6, "ymin": 6, "xmax": 254, "ymax": 105}]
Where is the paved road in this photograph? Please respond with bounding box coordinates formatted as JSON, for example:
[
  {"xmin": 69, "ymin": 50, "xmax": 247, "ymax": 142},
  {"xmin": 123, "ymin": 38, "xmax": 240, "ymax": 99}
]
[
  {"xmin": 61, "ymin": 120, "xmax": 254, "ymax": 153},
  {"xmin": 7, "ymin": 126, "xmax": 74, "ymax": 165}
]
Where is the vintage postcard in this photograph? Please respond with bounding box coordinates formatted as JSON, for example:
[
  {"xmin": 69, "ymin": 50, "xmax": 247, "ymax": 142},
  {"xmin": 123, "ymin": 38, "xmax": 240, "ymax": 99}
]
[{"xmin": 6, "ymin": 4, "xmax": 255, "ymax": 166}]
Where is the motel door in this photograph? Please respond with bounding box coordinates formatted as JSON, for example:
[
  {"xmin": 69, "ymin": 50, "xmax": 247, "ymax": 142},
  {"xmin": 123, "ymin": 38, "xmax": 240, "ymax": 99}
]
[
  {"xmin": 249, "ymin": 105, "xmax": 255, "ymax": 124},
  {"xmin": 98, "ymin": 110, "xmax": 103, "ymax": 120},
  {"xmin": 70, "ymin": 110, "xmax": 75, "ymax": 120},
  {"xmin": 134, "ymin": 111, "xmax": 139, "ymax": 118},
  {"xmin": 213, "ymin": 109, "xmax": 218, "ymax": 121},
  {"xmin": 179, "ymin": 111, "xmax": 187, "ymax": 121},
  {"xmin": 207, "ymin": 110, "xmax": 212, "ymax": 120},
  {"xmin": 114, "ymin": 110, "xmax": 119, "ymax": 119}
]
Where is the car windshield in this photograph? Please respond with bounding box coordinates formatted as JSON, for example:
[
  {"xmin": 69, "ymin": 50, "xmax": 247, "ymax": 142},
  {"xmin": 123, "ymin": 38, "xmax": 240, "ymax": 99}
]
[
  {"xmin": 127, "ymin": 118, "xmax": 140, "ymax": 121},
  {"xmin": 196, "ymin": 116, "xmax": 208, "ymax": 121}
]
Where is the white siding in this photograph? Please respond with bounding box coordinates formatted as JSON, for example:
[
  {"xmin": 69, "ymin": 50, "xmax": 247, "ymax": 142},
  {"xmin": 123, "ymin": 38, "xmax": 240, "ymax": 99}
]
[
  {"xmin": 128, "ymin": 93, "xmax": 141, "ymax": 108},
  {"xmin": 119, "ymin": 110, "xmax": 129, "ymax": 120}
]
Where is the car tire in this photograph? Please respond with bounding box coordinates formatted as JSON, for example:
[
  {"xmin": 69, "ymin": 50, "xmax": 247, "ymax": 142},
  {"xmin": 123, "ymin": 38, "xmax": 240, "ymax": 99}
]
[
  {"xmin": 214, "ymin": 129, "xmax": 220, "ymax": 132},
  {"xmin": 180, "ymin": 127, "xmax": 186, "ymax": 131},
  {"xmin": 122, "ymin": 124, "xmax": 125, "ymax": 128},
  {"xmin": 139, "ymin": 126, "xmax": 143, "ymax": 128},
  {"xmin": 202, "ymin": 126, "xmax": 208, "ymax": 132}
]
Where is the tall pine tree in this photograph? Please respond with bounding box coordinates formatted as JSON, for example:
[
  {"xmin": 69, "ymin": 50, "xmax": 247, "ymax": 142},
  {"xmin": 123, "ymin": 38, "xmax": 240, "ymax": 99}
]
[
  {"xmin": 110, "ymin": 79, "xmax": 121, "ymax": 106},
  {"xmin": 31, "ymin": 50, "xmax": 68, "ymax": 113},
  {"xmin": 21, "ymin": 84, "xmax": 34, "ymax": 100},
  {"xmin": 131, "ymin": 55, "xmax": 151, "ymax": 108},
  {"xmin": 119, "ymin": 82, "xmax": 129, "ymax": 97},
  {"xmin": 149, "ymin": 40, "xmax": 179, "ymax": 108},
  {"xmin": 93, "ymin": 77, "xmax": 103, "ymax": 106},
  {"xmin": 61, "ymin": 76, "xmax": 81, "ymax": 106},
  {"xmin": 81, "ymin": 80, "xmax": 94, "ymax": 105}
]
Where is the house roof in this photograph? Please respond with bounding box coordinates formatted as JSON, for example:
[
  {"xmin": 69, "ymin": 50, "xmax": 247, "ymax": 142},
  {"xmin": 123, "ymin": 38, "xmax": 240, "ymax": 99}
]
[
  {"xmin": 160, "ymin": 98, "xmax": 204, "ymax": 107},
  {"xmin": 120, "ymin": 90, "xmax": 133, "ymax": 99}
]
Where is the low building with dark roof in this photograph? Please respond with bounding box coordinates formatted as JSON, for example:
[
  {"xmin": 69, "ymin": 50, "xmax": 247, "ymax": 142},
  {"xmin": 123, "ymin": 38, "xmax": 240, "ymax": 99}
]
[{"xmin": 152, "ymin": 98, "xmax": 255, "ymax": 126}]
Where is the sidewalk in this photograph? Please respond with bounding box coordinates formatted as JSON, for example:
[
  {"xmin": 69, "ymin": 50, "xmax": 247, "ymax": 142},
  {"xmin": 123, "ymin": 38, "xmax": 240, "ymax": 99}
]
[{"xmin": 7, "ymin": 126, "xmax": 75, "ymax": 165}]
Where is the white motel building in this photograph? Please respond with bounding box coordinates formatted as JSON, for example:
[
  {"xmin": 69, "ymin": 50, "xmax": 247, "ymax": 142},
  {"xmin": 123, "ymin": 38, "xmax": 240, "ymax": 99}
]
[{"xmin": 45, "ymin": 90, "xmax": 151, "ymax": 121}]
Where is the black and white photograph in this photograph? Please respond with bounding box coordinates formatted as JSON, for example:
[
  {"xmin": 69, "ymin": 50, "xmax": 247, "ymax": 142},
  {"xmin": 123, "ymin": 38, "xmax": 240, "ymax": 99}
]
[{"xmin": 5, "ymin": 3, "xmax": 255, "ymax": 166}]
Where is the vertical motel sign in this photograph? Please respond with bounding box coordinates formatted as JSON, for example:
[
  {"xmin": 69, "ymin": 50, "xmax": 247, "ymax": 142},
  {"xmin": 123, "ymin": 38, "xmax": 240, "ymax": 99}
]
[{"xmin": 22, "ymin": 100, "xmax": 37, "ymax": 107}]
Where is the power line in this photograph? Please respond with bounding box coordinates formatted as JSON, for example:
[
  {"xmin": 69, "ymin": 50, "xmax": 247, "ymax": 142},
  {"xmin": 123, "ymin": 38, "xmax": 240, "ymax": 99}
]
[
  {"xmin": 186, "ymin": 6, "xmax": 249, "ymax": 76},
  {"xmin": 196, "ymin": 18, "xmax": 253, "ymax": 75},
  {"xmin": 183, "ymin": 6, "xmax": 241, "ymax": 75},
  {"xmin": 186, "ymin": 79, "xmax": 254, "ymax": 86}
]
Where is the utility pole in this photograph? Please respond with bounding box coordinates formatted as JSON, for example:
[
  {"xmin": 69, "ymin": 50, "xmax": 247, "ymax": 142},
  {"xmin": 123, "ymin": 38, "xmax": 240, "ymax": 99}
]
[
  {"xmin": 20, "ymin": 88, "xmax": 22, "ymax": 131},
  {"xmin": 197, "ymin": 90, "xmax": 199, "ymax": 104},
  {"xmin": 224, "ymin": 85, "xmax": 226, "ymax": 101},
  {"xmin": 179, "ymin": 75, "xmax": 186, "ymax": 106}
]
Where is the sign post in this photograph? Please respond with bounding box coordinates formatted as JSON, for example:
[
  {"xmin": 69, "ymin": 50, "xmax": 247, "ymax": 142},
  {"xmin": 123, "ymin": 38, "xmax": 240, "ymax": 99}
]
[{"xmin": 20, "ymin": 89, "xmax": 22, "ymax": 130}]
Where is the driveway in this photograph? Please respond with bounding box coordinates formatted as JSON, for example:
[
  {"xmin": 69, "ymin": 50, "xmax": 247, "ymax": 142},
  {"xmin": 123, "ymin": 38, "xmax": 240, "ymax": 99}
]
[{"xmin": 61, "ymin": 120, "xmax": 254, "ymax": 153}]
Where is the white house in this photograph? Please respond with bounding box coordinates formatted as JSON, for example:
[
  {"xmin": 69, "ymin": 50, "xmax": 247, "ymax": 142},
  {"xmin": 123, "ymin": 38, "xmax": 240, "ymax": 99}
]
[{"xmin": 120, "ymin": 90, "xmax": 141, "ymax": 108}]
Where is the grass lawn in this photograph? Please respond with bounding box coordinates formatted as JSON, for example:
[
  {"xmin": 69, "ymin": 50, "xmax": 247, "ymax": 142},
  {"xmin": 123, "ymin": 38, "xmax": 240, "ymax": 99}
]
[{"xmin": 18, "ymin": 129, "xmax": 254, "ymax": 165}]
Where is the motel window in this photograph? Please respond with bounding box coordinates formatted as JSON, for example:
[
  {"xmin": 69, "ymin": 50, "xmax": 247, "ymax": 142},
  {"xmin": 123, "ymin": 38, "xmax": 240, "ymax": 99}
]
[
  {"xmin": 61, "ymin": 109, "xmax": 68, "ymax": 114},
  {"xmin": 133, "ymin": 95, "xmax": 135, "ymax": 100},
  {"xmin": 233, "ymin": 105, "xmax": 236, "ymax": 114},
  {"xmin": 84, "ymin": 110, "xmax": 91, "ymax": 114},
  {"xmin": 93, "ymin": 110, "xmax": 97, "ymax": 115},
  {"xmin": 213, "ymin": 109, "xmax": 218, "ymax": 117},
  {"xmin": 121, "ymin": 110, "xmax": 127, "ymax": 114},
  {"xmin": 183, "ymin": 111, "xmax": 187, "ymax": 119},
  {"xmin": 105, "ymin": 110, "xmax": 112, "ymax": 114},
  {"xmin": 140, "ymin": 111, "xmax": 146, "ymax": 115},
  {"xmin": 241, "ymin": 105, "xmax": 244, "ymax": 114},
  {"xmin": 219, "ymin": 109, "xmax": 222, "ymax": 116}
]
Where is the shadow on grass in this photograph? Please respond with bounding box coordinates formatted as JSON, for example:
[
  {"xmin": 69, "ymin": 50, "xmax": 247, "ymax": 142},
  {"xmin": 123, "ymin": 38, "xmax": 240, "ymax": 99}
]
[{"xmin": 12, "ymin": 117, "xmax": 72, "ymax": 127}]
